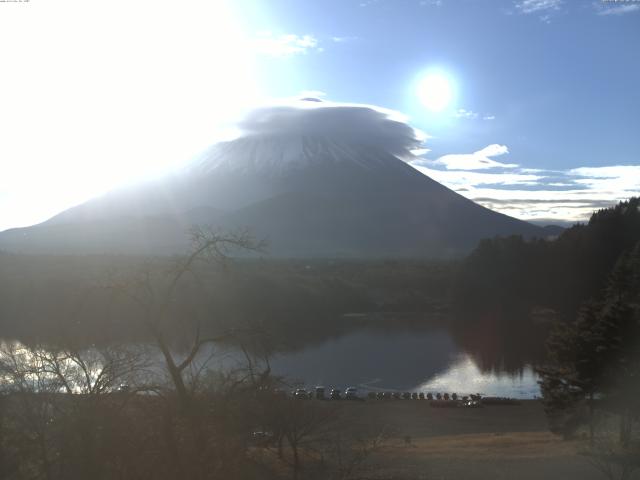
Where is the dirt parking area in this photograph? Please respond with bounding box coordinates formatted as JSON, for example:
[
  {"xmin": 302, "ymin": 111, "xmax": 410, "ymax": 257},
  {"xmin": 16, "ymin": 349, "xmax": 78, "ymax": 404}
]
[{"xmin": 328, "ymin": 400, "xmax": 625, "ymax": 480}]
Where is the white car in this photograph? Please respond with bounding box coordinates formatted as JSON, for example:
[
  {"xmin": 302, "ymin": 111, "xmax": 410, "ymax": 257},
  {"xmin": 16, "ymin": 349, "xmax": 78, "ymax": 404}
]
[
  {"xmin": 345, "ymin": 387, "xmax": 359, "ymax": 400},
  {"xmin": 293, "ymin": 388, "xmax": 309, "ymax": 399}
]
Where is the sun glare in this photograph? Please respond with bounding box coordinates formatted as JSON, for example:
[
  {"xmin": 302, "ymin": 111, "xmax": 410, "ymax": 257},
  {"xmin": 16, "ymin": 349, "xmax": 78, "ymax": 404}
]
[
  {"xmin": 417, "ymin": 72, "xmax": 454, "ymax": 112},
  {"xmin": 0, "ymin": 0, "xmax": 261, "ymax": 231}
]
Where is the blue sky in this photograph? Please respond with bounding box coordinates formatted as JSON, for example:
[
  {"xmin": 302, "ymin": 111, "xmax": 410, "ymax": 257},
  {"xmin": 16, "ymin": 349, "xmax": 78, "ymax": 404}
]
[
  {"xmin": 240, "ymin": 0, "xmax": 640, "ymax": 223},
  {"xmin": 0, "ymin": 0, "xmax": 638, "ymax": 229},
  {"xmin": 246, "ymin": 0, "xmax": 639, "ymax": 165}
]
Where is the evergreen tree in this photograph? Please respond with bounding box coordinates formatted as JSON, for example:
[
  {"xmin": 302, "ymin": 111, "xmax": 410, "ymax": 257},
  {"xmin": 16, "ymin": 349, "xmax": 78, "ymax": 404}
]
[
  {"xmin": 538, "ymin": 302, "xmax": 611, "ymax": 441},
  {"xmin": 538, "ymin": 241, "xmax": 640, "ymax": 444}
]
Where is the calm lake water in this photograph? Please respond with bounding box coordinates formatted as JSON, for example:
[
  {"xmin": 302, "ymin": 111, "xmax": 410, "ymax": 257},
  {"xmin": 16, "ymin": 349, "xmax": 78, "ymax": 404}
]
[
  {"xmin": 1, "ymin": 325, "xmax": 541, "ymax": 399},
  {"xmin": 209, "ymin": 327, "xmax": 541, "ymax": 399}
]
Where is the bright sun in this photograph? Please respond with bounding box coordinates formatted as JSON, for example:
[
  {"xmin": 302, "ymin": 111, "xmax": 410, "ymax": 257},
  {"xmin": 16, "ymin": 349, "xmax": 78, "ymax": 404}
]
[{"xmin": 418, "ymin": 72, "xmax": 454, "ymax": 112}]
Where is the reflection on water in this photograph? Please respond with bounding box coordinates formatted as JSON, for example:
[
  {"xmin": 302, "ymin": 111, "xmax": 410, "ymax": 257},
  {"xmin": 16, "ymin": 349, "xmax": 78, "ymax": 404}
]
[
  {"xmin": 416, "ymin": 355, "xmax": 539, "ymax": 399},
  {"xmin": 1, "ymin": 325, "xmax": 542, "ymax": 398},
  {"xmin": 210, "ymin": 327, "xmax": 541, "ymax": 398}
]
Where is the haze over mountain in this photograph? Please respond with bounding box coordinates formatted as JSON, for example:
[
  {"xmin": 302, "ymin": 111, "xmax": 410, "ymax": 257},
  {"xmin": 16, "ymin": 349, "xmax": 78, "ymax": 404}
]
[{"xmin": 0, "ymin": 100, "xmax": 548, "ymax": 258}]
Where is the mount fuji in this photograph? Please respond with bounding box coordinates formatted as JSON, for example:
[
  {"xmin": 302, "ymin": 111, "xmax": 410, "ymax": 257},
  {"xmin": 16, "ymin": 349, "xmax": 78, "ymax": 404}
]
[{"xmin": 0, "ymin": 101, "xmax": 546, "ymax": 258}]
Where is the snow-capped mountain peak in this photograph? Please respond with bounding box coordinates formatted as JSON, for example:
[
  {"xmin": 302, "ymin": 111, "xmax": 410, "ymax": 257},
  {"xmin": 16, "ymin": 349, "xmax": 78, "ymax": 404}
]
[{"xmin": 187, "ymin": 134, "xmax": 408, "ymax": 177}]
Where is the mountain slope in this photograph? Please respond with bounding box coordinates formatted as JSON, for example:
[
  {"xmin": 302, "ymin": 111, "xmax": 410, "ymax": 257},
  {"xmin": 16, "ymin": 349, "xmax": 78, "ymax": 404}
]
[{"xmin": 0, "ymin": 134, "xmax": 545, "ymax": 258}]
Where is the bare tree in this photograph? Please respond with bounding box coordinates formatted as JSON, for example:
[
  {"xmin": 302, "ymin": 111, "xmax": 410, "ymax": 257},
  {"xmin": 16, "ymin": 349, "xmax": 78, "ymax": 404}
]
[
  {"xmin": 318, "ymin": 426, "xmax": 391, "ymax": 480},
  {"xmin": 582, "ymin": 437, "xmax": 640, "ymax": 480},
  {"xmin": 0, "ymin": 341, "xmax": 148, "ymax": 479},
  {"xmin": 103, "ymin": 227, "xmax": 265, "ymax": 479},
  {"xmin": 261, "ymin": 396, "xmax": 335, "ymax": 480},
  {"xmin": 107, "ymin": 226, "xmax": 265, "ymax": 409}
]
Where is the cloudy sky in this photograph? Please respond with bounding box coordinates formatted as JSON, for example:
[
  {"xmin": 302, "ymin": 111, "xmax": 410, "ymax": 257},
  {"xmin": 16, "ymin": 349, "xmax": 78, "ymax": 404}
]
[{"xmin": 0, "ymin": 0, "xmax": 638, "ymax": 230}]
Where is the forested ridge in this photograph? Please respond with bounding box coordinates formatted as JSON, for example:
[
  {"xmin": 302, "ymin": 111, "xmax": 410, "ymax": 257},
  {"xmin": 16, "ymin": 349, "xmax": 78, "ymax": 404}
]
[
  {"xmin": 0, "ymin": 254, "xmax": 453, "ymax": 349},
  {"xmin": 454, "ymin": 197, "xmax": 640, "ymax": 318}
]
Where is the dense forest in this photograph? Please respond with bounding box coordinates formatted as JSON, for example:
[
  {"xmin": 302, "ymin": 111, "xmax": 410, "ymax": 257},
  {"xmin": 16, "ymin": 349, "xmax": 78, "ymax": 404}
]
[
  {"xmin": 454, "ymin": 197, "xmax": 640, "ymax": 318},
  {"xmin": 451, "ymin": 198, "xmax": 640, "ymax": 373}
]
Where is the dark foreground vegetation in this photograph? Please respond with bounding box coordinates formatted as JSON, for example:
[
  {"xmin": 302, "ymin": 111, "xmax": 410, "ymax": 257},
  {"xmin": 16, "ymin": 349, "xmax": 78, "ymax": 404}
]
[{"xmin": 0, "ymin": 340, "xmax": 403, "ymax": 480}]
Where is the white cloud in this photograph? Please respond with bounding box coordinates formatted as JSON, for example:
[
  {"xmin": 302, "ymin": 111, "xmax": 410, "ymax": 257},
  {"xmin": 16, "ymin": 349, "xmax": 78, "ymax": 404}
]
[
  {"xmin": 570, "ymin": 165, "xmax": 640, "ymax": 179},
  {"xmin": 514, "ymin": 0, "xmax": 562, "ymax": 22},
  {"xmin": 412, "ymin": 166, "xmax": 543, "ymax": 188},
  {"xmin": 426, "ymin": 144, "xmax": 518, "ymax": 170},
  {"xmin": 234, "ymin": 99, "xmax": 426, "ymax": 159},
  {"xmin": 596, "ymin": 3, "xmax": 640, "ymax": 15},
  {"xmin": 463, "ymin": 189, "xmax": 619, "ymax": 224},
  {"xmin": 515, "ymin": 0, "xmax": 562, "ymax": 14},
  {"xmin": 569, "ymin": 166, "xmax": 640, "ymax": 196},
  {"xmin": 331, "ymin": 36, "xmax": 358, "ymax": 43},
  {"xmin": 452, "ymin": 108, "xmax": 479, "ymax": 120},
  {"xmin": 410, "ymin": 148, "xmax": 431, "ymax": 156},
  {"xmin": 481, "ymin": 144, "xmax": 510, "ymax": 157},
  {"xmin": 253, "ymin": 32, "xmax": 320, "ymax": 57},
  {"xmin": 452, "ymin": 109, "xmax": 496, "ymax": 121},
  {"xmin": 409, "ymin": 157, "xmax": 640, "ymax": 223}
]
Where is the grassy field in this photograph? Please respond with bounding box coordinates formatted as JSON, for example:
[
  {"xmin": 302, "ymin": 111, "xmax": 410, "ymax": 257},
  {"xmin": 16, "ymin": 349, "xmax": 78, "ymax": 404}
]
[{"xmin": 328, "ymin": 400, "xmax": 616, "ymax": 480}]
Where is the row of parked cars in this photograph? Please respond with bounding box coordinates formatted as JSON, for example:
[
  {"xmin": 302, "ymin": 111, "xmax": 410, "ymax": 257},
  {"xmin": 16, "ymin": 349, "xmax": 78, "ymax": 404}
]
[
  {"xmin": 291, "ymin": 388, "xmax": 488, "ymax": 405},
  {"xmin": 367, "ymin": 391, "xmax": 482, "ymax": 406},
  {"xmin": 293, "ymin": 386, "xmax": 362, "ymax": 400}
]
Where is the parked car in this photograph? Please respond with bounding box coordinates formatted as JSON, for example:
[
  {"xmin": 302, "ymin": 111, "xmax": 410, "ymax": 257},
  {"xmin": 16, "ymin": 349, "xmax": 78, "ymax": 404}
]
[
  {"xmin": 250, "ymin": 430, "xmax": 274, "ymax": 445},
  {"xmin": 345, "ymin": 387, "xmax": 359, "ymax": 400},
  {"xmin": 293, "ymin": 388, "xmax": 309, "ymax": 399}
]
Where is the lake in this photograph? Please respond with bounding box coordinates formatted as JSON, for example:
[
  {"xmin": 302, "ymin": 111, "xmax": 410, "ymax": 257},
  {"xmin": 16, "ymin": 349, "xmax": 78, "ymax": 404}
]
[
  {"xmin": 208, "ymin": 326, "xmax": 541, "ymax": 399},
  {"xmin": 0, "ymin": 324, "xmax": 542, "ymax": 399}
]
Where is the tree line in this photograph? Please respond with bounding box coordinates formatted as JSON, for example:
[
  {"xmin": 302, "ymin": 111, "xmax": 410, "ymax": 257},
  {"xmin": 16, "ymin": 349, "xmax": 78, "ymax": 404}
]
[{"xmin": 454, "ymin": 197, "xmax": 640, "ymax": 317}]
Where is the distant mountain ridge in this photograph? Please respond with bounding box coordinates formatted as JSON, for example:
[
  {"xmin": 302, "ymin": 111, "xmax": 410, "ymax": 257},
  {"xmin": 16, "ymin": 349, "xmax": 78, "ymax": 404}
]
[{"xmin": 0, "ymin": 133, "xmax": 548, "ymax": 258}]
